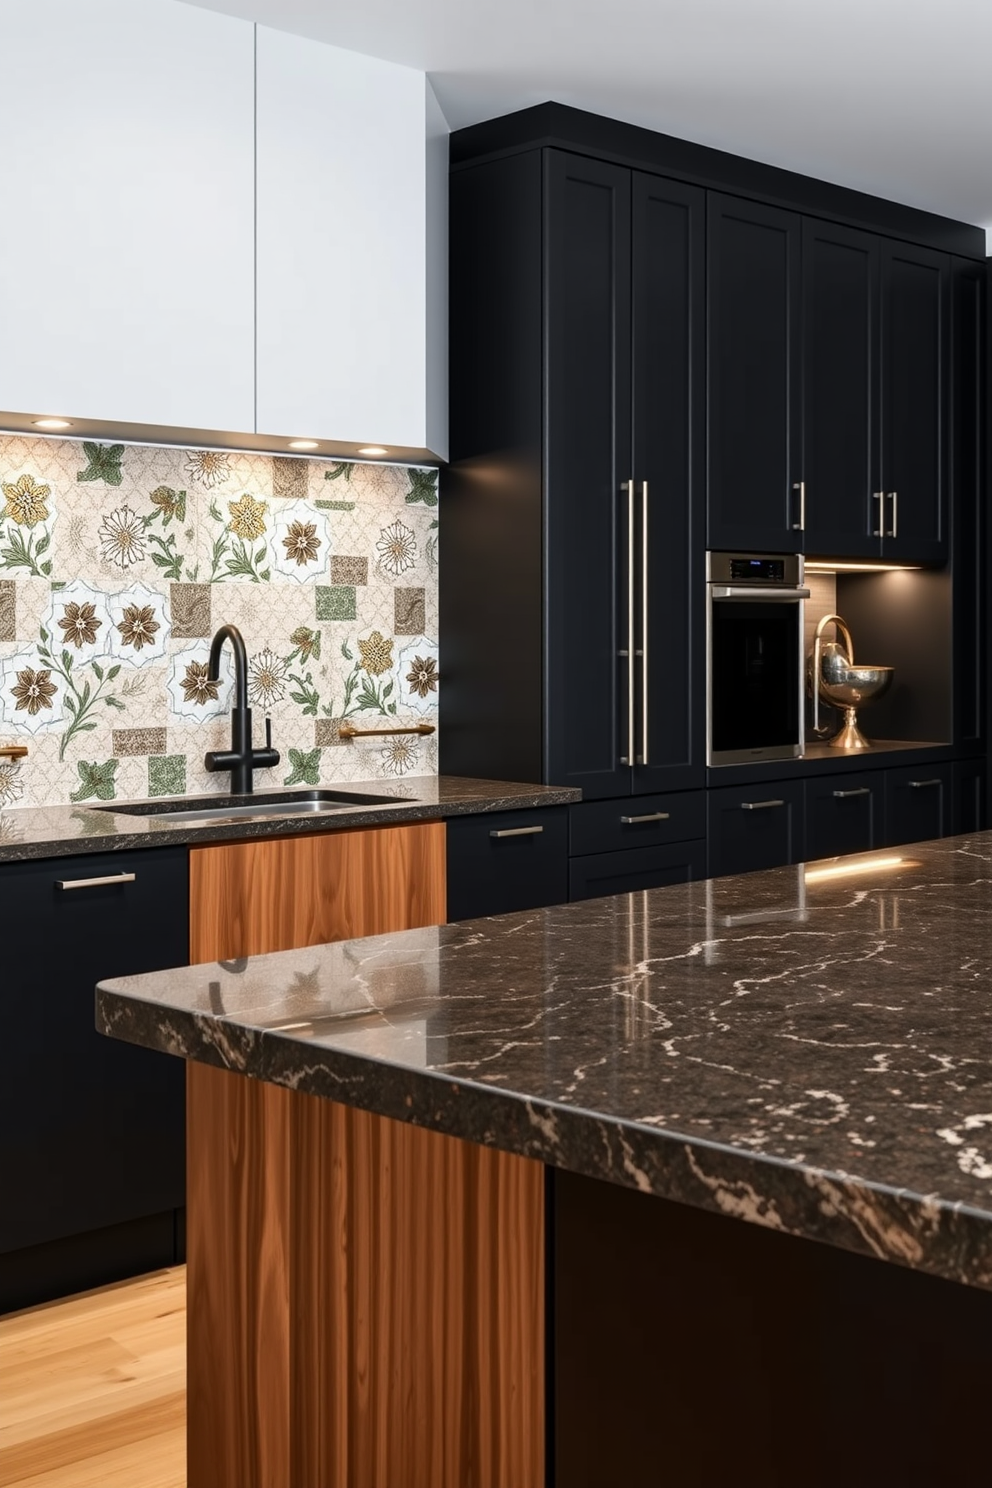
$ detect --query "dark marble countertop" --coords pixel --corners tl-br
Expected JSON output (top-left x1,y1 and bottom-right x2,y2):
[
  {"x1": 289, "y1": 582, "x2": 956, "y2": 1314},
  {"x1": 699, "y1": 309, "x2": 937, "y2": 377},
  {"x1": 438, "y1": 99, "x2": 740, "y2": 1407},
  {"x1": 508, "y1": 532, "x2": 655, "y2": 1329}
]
[
  {"x1": 98, "y1": 831, "x2": 992, "y2": 1291},
  {"x1": 0, "y1": 775, "x2": 580, "y2": 863}
]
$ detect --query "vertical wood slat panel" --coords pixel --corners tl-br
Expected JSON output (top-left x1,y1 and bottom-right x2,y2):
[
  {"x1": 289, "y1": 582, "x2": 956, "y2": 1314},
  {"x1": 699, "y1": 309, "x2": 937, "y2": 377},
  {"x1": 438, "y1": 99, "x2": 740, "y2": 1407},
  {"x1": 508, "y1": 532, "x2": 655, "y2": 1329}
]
[{"x1": 186, "y1": 822, "x2": 545, "y2": 1487}]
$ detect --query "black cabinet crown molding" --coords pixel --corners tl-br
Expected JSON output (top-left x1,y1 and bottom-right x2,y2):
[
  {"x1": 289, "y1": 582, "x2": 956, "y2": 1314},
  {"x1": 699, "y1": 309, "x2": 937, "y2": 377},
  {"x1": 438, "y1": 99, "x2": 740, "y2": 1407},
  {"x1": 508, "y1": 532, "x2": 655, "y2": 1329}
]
[{"x1": 450, "y1": 102, "x2": 986, "y2": 261}]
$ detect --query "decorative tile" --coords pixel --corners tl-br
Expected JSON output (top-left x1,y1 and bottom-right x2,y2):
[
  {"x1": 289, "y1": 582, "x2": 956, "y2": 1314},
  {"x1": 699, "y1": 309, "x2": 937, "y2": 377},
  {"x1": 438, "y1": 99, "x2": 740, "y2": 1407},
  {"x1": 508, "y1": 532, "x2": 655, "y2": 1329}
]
[
  {"x1": 171, "y1": 582, "x2": 212, "y2": 639},
  {"x1": 331, "y1": 556, "x2": 368, "y2": 587},
  {"x1": 394, "y1": 588, "x2": 426, "y2": 636},
  {"x1": 113, "y1": 727, "x2": 168, "y2": 757},
  {"x1": 148, "y1": 754, "x2": 187, "y2": 797},
  {"x1": 316, "y1": 586, "x2": 356, "y2": 622},
  {"x1": 0, "y1": 581, "x2": 16, "y2": 642},
  {"x1": 0, "y1": 433, "x2": 438, "y2": 804}
]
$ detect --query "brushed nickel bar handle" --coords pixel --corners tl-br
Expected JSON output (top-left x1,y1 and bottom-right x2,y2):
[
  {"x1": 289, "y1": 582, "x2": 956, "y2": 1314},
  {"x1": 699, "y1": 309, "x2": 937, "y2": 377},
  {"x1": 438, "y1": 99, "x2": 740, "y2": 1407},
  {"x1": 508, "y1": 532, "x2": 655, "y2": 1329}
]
[
  {"x1": 338, "y1": 723, "x2": 436, "y2": 739},
  {"x1": 56, "y1": 872, "x2": 136, "y2": 890},
  {"x1": 872, "y1": 491, "x2": 885, "y2": 538},
  {"x1": 0, "y1": 743, "x2": 27, "y2": 760},
  {"x1": 792, "y1": 480, "x2": 806, "y2": 531},
  {"x1": 888, "y1": 491, "x2": 898, "y2": 539},
  {"x1": 832, "y1": 788, "x2": 871, "y2": 798},
  {"x1": 640, "y1": 479, "x2": 649, "y2": 766},
  {"x1": 710, "y1": 586, "x2": 811, "y2": 601},
  {"x1": 908, "y1": 778, "x2": 941, "y2": 789},
  {"x1": 620, "y1": 480, "x2": 636, "y2": 766},
  {"x1": 620, "y1": 811, "x2": 670, "y2": 824},
  {"x1": 740, "y1": 799, "x2": 785, "y2": 811},
  {"x1": 490, "y1": 825, "x2": 544, "y2": 838}
]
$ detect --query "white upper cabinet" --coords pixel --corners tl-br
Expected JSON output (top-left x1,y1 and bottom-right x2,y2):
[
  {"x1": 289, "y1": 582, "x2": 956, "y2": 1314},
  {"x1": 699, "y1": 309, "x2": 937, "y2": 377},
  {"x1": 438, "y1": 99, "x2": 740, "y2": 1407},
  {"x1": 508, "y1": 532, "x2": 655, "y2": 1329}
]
[
  {"x1": 0, "y1": 0, "x2": 255, "y2": 432},
  {"x1": 256, "y1": 28, "x2": 447, "y2": 459}
]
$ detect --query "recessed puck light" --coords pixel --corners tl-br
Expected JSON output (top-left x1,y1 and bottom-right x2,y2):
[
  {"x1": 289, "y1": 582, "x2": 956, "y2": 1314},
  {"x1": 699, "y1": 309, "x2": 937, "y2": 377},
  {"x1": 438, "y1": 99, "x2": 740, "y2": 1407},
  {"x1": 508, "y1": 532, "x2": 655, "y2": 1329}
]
[
  {"x1": 287, "y1": 439, "x2": 319, "y2": 451},
  {"x1": 357, "y1": 446, "x2": 388, "y2": 457},
  {"x1": 32, "y1": 418, "x2": 73, "y2": 430}
]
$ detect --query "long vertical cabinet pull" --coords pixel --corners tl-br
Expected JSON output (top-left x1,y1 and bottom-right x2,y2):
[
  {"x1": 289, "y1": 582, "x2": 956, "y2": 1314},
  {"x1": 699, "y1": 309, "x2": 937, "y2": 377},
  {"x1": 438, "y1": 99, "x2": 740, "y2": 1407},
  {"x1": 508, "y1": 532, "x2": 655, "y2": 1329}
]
[
  {"x1": 620, "y1": 480, "x2": 636, "y2": 765},
  {"x1": 640, "y1": 479, "x2": 649, "y2": 765}
]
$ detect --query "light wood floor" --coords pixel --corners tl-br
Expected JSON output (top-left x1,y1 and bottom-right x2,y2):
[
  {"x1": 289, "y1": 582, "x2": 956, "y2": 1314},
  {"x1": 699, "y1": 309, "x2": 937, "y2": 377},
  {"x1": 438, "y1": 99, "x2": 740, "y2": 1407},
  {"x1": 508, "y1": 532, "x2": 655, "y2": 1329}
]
[{"x1": 0, "y1": 1268, "x2": 186, "y2": 1488}]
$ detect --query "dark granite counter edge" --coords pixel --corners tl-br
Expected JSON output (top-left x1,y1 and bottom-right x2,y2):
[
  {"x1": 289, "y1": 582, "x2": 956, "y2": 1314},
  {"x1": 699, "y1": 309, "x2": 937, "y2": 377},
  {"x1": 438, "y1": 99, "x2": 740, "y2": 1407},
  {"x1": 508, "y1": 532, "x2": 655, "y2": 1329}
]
[
  {"x1": 0, "y1": 781, "x2": 581, "y2": 864},
  {"x1": 95, "y1": 988, "x2": 992, "y2": 1294}
]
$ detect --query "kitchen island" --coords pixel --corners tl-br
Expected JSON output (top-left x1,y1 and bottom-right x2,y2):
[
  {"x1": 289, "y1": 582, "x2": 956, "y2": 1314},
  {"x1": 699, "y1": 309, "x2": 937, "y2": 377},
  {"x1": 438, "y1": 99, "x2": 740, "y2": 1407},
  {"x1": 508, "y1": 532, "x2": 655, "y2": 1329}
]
[{"x1": 97, "y1": 835, "x2": 992, "y2": 1486}]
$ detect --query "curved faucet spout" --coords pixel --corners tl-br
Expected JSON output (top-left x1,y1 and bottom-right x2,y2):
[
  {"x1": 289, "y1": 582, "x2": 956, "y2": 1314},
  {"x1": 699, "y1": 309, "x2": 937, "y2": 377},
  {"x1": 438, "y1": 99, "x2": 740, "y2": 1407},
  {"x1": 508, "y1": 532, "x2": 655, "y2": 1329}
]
[
  {"x1": 811, "y1": 613, "x2": 854, "y2": 737},
  {"x1": 208, "y1": 623, "x2": 248, "y2": 711}
]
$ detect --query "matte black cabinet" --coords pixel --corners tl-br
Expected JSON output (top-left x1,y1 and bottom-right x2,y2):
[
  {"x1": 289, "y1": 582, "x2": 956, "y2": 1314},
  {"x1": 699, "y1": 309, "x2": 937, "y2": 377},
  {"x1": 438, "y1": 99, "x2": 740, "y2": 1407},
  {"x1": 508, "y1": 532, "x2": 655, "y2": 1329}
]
[
  {"x1": 804, "y1": 771, "x2": 884, "y2": 861},
  {"x1": 0, "y1": 847, "x2": 188, "y2": 1309},
  {"x1": 446, "y1": 147, "x2": 705, "y2": 802},
  {"x1": 884, "y1": 764, "x2": 952, "y2": 846},
  {"x1": 707, "y1": 781, "x2": 805, "y2": 879},
  {"x1": 446, "y1": 809, "x2": 568, "y2": 921},
  {"x1": 569, "y1": 840, "x2": 706, "y2": 903}
]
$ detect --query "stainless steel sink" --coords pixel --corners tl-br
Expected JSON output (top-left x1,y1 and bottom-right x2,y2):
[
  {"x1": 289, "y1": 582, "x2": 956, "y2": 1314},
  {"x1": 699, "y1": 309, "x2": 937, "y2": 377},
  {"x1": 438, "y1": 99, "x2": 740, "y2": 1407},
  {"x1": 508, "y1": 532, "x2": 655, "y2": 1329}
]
[{"x1": 93, "y1": 788, "x2": 407, "y2": 825}]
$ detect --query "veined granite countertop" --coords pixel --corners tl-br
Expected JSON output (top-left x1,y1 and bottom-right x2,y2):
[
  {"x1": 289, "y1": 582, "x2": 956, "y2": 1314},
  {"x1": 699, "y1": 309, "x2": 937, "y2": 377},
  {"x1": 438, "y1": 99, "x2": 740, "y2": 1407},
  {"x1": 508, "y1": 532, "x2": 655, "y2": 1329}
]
[
  {"x1": 0, "y1": 775, "x2": 579, "y2": 863},
  {"x1": 98, "y1": 832, "x2": 992, "y2": 1290}
]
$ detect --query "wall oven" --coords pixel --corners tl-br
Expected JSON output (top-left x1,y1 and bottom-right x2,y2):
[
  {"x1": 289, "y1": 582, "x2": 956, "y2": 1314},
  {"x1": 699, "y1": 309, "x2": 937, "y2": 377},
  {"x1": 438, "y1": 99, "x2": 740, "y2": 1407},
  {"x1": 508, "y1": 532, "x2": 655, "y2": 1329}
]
[{"x1": 706, "y1": 552, "x2": 809, "y2": 766}]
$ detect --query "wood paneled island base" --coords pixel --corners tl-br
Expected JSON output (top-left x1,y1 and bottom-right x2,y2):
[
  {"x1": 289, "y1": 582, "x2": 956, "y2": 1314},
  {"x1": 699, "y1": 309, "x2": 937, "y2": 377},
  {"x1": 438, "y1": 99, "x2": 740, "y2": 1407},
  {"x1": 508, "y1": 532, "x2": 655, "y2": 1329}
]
[{"x1": 186, "y1": 1062, "x2": 545, "y2": 1488}]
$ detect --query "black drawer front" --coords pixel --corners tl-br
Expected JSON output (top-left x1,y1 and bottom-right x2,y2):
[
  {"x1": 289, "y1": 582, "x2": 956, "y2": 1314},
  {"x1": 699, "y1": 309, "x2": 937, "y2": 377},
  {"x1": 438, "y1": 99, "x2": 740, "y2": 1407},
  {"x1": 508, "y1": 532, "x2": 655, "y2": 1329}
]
[
  {"x1": 884, "y1": 764, "x2": 952, "y2": 847},
  {"x1": 707, "y1": 780, "x2": 804, "y2": 879},
  {"x1": 952, "y1": 760, "x2": 986, "y2": 836},
  {"x1": 446, "y1": 809, "x2": 568, "y2": 921},
  {"x1": 569, "y1": 841, "x2": 707, "y2": 903},
  {"x1": 804, "y1": 771, "x2": 883, "y2": 861},
  {"x1": 569, "y1": 791, "x2": 706, "y2": 857}
]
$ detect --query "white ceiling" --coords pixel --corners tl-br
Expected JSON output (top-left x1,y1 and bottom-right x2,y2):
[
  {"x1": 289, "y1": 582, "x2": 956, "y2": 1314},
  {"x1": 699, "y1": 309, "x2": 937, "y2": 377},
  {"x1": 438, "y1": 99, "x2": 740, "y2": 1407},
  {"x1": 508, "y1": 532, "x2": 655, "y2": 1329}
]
[{"x1": 183, "y1": 0, "x2": 992, "y2": 237}]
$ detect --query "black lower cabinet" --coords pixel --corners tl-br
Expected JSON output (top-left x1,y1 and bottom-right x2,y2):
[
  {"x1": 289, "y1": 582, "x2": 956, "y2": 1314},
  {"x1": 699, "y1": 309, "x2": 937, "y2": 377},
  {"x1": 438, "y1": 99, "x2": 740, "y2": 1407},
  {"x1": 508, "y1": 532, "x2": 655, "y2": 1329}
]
[
  {"x1": 569, "y1": 840, "x2": 706, "y2": 902},
  {"x1": 884, "y1": 764, "x2": 952, "y2": 847},
  {"x1": 952, "y1": 758, "x2": 987, "y2": 834},
  {"x1": 707, "y1": 781, "x2": 804, "y2": 878},
  {"x1": 804, "y1": 771, "x2": 884, "y2": 861},
  {"x1": 446, "y1": 809, "x2": 568, "y2": 921},
  {"x1": 0, "y1": 847, "x2": 189, "y2": 1313}
]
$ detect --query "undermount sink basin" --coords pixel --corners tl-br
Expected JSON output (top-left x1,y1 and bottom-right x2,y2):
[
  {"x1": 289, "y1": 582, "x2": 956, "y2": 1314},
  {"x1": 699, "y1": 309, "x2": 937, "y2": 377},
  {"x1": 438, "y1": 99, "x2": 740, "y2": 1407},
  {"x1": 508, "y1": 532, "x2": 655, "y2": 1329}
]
[{"x1": 93, "y1": 789, "x2": 407, "y2": 824}]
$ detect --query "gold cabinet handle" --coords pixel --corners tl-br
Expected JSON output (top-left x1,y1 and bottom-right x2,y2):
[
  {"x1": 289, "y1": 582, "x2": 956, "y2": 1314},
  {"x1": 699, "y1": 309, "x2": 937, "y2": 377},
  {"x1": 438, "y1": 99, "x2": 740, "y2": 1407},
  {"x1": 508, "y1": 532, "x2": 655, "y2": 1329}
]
[
  {"x1": 490, "y1": 825, "x2": 544, "y2": 838},
  {"x1": 338, "y1": 723, "x2": 435, "y2": 739},
  {"x1": 620, "y1": 812, "x2": 670, "y2": 824},
  {"x1": 56, "y1": 872, "x2": 136, "y2": 891}
]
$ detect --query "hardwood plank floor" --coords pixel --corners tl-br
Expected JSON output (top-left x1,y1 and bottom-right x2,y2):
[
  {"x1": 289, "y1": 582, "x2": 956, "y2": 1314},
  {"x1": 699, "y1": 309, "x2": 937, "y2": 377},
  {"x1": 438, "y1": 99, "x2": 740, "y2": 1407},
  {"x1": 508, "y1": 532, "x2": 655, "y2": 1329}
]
[{"x1": 0, "y1": 1268, "x2": 186, "y2": 1488}]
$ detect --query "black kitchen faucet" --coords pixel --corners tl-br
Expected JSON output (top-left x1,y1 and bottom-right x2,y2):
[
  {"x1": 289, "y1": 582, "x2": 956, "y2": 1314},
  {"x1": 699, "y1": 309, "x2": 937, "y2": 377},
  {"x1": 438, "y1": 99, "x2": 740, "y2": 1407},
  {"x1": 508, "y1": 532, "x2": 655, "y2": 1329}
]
[{"x1": 203, "y1": 624, "x2": 280, "y2": 793}]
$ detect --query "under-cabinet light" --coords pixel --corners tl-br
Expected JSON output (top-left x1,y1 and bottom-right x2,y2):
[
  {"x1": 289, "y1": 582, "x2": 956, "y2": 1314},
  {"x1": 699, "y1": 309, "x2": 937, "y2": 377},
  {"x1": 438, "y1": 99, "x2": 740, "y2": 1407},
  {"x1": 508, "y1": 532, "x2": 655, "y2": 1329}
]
[
  {"x1": 32, "y1": 417, "x2": 73, "y2": 430},
  {"x1": 287, "y1": 439, "x2": 319, "y2": 450},
  {"x1": 805, "y1": 561, "x2": 922, "y2": 574},
  {"x1": 804, "y1": 855, "x2": 906, "y2": 884},
  {"x1": 357, "y1": 446, "x2": 389, "y2": 457}
]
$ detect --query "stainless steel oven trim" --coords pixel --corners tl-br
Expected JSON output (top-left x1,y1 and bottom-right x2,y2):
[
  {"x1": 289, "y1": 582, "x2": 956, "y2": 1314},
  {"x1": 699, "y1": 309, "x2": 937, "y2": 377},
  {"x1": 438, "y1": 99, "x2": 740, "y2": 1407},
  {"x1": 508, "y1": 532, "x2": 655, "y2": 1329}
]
[{"x1": 706, "y1": 552, "x2": 807, "y2": 768}]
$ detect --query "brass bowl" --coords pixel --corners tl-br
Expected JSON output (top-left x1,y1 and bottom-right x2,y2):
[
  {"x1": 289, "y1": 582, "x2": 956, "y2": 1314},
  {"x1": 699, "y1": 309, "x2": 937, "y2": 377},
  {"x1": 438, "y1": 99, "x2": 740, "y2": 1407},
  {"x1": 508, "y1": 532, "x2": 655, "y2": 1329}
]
[{"x1": 818, "y1": 645, "x2": 894, "y2": 709}]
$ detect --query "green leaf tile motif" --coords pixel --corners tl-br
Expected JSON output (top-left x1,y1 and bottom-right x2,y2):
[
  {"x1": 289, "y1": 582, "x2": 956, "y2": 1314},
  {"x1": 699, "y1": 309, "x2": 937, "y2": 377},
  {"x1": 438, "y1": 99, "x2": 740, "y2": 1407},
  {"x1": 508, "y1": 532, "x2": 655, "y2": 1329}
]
[
  {"x1": 149, "y1": 754, "x2": 187, "y2": 798},
  {"x1": 76, "y1": 442, "x2": 125, "y2": 486},
  {"x1": 405, "y1": 468, "x2": 438, "y2": 507},
  {"x1": 70, "y1": 757, "x2": 119, "y2": 802},
  {"x1": 315, "y1": 586, "x2": 356, "y2": 622},
  {"x1": 284, "y1": 746, "x2": 322, "y2": 787}
]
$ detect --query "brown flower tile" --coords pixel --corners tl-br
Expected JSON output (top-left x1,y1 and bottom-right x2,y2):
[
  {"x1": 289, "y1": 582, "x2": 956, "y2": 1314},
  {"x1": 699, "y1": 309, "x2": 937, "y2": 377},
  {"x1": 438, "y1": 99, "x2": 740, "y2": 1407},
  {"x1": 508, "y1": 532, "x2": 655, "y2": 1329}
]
[
  {"x1": 315, "y1": 718, "x2": 349, "y2": 748},
  {"x1": 0, "y1": 581, "x2": 15, "y2": 642},
  {"x1": 113, "y1": 727, "x2": 169, "y2": 757},
  {"x1": 171, "y1": 582, "x2": 211, "y2": 638},
  {"x1": 273, "y1": 457, "x2": 310, "y2": 501},
  {"x1": 394, "y1": 588, "x2": 426, "y2": 636},
  {"x1": 331, "y1": 556, "x2": 368, "y2": 587}
]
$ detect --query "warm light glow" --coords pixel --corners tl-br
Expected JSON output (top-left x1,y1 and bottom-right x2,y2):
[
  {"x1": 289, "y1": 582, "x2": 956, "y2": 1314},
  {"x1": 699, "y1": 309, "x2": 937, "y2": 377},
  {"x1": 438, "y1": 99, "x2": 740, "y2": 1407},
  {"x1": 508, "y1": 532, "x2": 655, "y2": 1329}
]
[
  {"x1": 805, "y1": 561, "x2": 922, "y2": 574},
  {"x1": 804, "y1": 855, "x2": 905, "y2": 884},
  {"x1": 287, "y1": 439, "x2": 319, "y2": 450},
  {"x1": 357, "y1": 446, "x2": 389, "y2": 457},
  {"x1": 32, "y1": 417, "x2": 73, "y2": 430}
]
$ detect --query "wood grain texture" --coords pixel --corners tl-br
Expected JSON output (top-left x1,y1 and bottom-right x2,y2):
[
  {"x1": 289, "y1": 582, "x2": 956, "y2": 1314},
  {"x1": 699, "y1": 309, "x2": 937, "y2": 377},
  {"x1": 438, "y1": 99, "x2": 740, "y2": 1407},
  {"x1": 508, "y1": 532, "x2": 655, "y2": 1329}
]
[
  {"x1": 186, "y1": 822, "x2": 544, "y2": 1488},
  {"x1": 0, "y1": 1268, "x2": 185, "y2": 1488},
  {"x1": 188, "y1": 821, "x2": 447, "y2": 963},
  {"x1": 188, "y1": 1064, "x2": 544, "y2": 1488}
]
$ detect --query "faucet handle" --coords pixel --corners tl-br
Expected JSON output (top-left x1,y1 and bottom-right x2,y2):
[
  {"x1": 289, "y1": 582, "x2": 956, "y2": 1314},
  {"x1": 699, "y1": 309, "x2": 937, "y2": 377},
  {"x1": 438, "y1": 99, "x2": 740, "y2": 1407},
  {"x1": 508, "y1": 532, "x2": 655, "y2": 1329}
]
[{"x1": 265, "y1": 715, "x2": 272, "y2": 750}]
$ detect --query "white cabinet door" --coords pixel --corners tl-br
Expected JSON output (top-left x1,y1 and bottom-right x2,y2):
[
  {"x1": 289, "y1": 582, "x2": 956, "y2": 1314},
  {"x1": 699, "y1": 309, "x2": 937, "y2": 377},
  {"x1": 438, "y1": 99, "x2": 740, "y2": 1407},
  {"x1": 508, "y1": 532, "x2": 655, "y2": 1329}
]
[
  {"x1": 256, "y1": 28, "x2": 445, "y2": 457},
  {"x1": 0, "y1": 0, "x2": 255, "y2": 433}
]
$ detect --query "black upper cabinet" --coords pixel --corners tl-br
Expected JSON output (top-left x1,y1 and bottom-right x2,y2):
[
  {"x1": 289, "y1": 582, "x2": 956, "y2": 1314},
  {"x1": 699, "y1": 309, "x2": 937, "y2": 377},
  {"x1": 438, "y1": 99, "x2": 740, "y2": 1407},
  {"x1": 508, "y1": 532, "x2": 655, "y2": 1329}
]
[
  {"x1": 801, "y1": 220, "x2": 879, "y2": 558},
  {"x1": 707, "y1": 194, "x2": 802, "y2": 553},
  {"x1": 878, "y1": 242, "x2": 950, "y2": 563},
  {"x1": 545, "y1": 153, "x2": 632, "y2": 799}
]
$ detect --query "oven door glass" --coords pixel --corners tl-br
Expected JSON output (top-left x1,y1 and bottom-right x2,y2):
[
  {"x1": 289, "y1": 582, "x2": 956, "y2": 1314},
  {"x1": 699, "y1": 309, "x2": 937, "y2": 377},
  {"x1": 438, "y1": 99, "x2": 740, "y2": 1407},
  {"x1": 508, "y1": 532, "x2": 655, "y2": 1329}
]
[{"x1": 710, "y1": 600, "x2": 800, "y2": 755}]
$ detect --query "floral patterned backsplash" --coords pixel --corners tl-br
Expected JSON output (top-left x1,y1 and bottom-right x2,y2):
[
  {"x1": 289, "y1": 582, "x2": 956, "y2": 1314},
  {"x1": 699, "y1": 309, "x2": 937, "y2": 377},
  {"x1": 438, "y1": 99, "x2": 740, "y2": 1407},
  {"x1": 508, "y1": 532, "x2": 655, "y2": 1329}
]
[{"x1": 0, "y1": 435, "x2": 439, "y2": 809}]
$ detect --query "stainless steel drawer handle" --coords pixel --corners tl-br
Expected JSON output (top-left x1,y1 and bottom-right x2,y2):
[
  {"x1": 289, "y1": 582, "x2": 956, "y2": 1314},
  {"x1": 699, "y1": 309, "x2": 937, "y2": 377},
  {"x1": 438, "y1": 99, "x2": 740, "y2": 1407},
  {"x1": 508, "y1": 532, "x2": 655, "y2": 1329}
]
[
  {"x1": 908, "y1": 779, "x2": 941, "y2": 789},
  {"x1": 490, "y1": 826, "x2": 544, "y2": 839},
  {"x1": 740, "y1": 800, "x2": 785, "y2": 811},
  {"x1": 56, "y1": 872, "x2": 136, "y2": 890},
  {"x1": 832, "y1": 788, "x2": 871, "y2": 799},
  {"x1": 620, "y1": 812, "x2": 670, "y2": 824}
]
